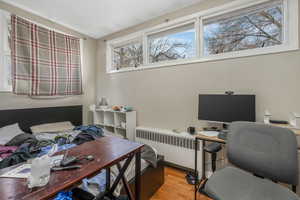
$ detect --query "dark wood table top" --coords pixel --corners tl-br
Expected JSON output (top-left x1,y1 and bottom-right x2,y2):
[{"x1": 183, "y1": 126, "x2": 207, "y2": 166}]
[{"x1": 0, "y1": 136, "x2": 144, "y2": 200}]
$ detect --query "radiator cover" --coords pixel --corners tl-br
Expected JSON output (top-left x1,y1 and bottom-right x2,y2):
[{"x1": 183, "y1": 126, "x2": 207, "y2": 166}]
[{"x1": 136, "y1": 127, "x2": 203, "y2": 173}]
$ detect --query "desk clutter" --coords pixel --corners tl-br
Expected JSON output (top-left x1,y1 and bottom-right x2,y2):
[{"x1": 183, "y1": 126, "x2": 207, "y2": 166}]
[
  {"x1": 0, "y1": 144, "x2": 95, "y2": 188},
  {"x1": 95, "y1": 97, "x2": 134, "y2": 113},
  {"x1": 264, "y1": 110, "x2": 300, "y2": 129},
  {"x1": 193, "y1": 121, "x2": 300, "y2": 141}
]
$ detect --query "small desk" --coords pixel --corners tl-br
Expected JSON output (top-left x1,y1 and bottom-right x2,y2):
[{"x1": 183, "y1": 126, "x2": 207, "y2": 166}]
[
  {"x1": 272, "y1": 124, "x2": 300, "y2": 136},
  {"x1": 194, "y1": 124, "x2": 300, "y2": 200},
  {"x1": 194, "y1": 133, "x2": 225, "y2": 200},
  {"x1": 0, "y1": 137, "x2": 144, "y2": 200}
]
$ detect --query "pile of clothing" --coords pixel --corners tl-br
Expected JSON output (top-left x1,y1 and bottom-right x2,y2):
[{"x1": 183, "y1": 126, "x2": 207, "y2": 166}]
[
  {"x1": 0, "y1": 125, "x2": 104, "y2": 169},
  {"x1": 0, "y1": 146, "x2": 18, "y2": 161},
  {"x1": 55, "y1": 189, "x2": 129, "y2": 200}
]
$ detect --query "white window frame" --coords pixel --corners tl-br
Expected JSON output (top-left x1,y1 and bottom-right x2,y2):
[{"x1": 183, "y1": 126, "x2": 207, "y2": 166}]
[
  {"x1": 146, "y1": 20, "x2": 197, "y2": 65},
  {"x1": 0, "y1": 10, "x2": 12, "y2": 92},
  {"x1": 106, "y1": 0, "x2": 299, "y2": 73},
  {"x1": 107, "y1": 34, "x2": 144, "y2": 72},
  {"x1": 109, "y1": 37, "x2": 143, "y2": 71}
]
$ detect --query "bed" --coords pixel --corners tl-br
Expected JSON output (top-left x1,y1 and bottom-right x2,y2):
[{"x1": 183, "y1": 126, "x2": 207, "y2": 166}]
[{"x1": 0, "y1": 105, "x2": 164, "y2": 200}]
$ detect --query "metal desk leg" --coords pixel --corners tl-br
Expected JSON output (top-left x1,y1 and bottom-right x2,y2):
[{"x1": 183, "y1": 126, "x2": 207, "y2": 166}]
[
  {"x1": 106, "y1": 167, "x2": 111, "y2": 192},
  {"x1": 195, "y1": 139, "x2": 207, "y2": 200},
  {"x1": 135, "y1": 149, "x2": 141, "y2": 200},
  {"x1": 194, "y1": 138, "x2": 198, "y2": 200},
  {"x1": 202, "y1": 140, "x2": 206, "y2": 180}
]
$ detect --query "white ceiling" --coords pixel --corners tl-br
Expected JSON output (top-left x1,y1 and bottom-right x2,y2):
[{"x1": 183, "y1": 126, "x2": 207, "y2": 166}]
[{"x1": 2, "y1": 0, "x2": 203, "y2": 39}]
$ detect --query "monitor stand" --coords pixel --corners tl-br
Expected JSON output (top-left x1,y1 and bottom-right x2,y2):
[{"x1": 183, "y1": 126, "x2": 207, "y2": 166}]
[{"x1": 222, "y1": 123, "x2": 229, "y2": 130}]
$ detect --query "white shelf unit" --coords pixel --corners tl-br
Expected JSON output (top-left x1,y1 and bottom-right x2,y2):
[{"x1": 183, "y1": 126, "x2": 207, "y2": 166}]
[{"x1": 90, "y1": 106, "x2": 136, "y2": 141}]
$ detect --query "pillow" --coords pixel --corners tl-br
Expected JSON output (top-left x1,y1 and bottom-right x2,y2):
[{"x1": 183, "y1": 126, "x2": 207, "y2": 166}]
[
  {"x1": 0, "y1": 123, "x2": 24, "y2": 145},
  {"x1": 31, "y1": 121, "x2": 74, "y2": 134}
]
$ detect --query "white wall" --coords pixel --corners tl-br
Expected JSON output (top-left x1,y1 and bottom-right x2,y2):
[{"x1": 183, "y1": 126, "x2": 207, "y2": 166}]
[
  {"x1": 96, "y1": 0, "x2": 300, "y2": 130},
  {"x1": 0, "y1": 2, "x2": 97, "y2": 124}
]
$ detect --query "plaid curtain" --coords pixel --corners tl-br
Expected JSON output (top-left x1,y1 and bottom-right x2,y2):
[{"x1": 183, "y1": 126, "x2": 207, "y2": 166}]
[{"x1": 10, "y1": 15, "x2": 82, "y2": 96}]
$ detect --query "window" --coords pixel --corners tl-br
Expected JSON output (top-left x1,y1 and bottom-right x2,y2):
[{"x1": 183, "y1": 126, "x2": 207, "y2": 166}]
[
  {"x1": 203, "y1": 1, "x2": 283, "y2": 55},
  {"x1": 106, "y1": 0, "x2": 298, "y2": 73},
  {"x1": 112, "y1": 40, "x2": 143, "y2": 70},
  {"x1": 0, "y1": 10, "x2": 12, "y2": 91},
  {"x1": 148, "y1": 23, "x2": 196, "y2": 63}
]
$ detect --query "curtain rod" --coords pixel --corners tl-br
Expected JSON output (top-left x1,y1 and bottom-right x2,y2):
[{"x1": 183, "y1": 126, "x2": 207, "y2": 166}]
[{"x1": 2, "y1": 9, "x2": 87, "y2": 40}]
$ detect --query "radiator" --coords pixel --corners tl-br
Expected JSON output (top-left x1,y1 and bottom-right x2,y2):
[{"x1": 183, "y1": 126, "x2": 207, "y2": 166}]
[{"x1": 135, "y1": 127, "x2": 203, "y2": 174}]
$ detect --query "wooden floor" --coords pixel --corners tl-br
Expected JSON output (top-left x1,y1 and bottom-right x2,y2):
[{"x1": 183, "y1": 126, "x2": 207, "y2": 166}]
[{"x1": 150, "y1": 167, "x2": 212, "y2": 200}]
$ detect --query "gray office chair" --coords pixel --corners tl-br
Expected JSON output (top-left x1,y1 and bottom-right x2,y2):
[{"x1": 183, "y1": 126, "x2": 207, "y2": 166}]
[{"x1": 203, "y1": 121, "x2": 299, "y2": 200}]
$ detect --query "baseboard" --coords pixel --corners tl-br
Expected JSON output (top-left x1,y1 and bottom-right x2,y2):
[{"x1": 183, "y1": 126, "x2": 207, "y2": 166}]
[
  {"x1": 163, "y1": 161, "x2": 215, "y2": 178},
  {"x1": 163, "y1": 161, "x2": 195, "y2": 173}
]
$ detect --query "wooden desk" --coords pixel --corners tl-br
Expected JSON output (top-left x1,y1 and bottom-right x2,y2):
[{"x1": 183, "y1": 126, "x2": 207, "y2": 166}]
[
  {"x1": 271, "y1": 124, "x2": 300, "y2": 136},
  {"x1": 195, "y1": 134, "x2": 225, "y2": 144},
  {"x1": 0, "y1": 137, "x2": 144, "y2": 200}
]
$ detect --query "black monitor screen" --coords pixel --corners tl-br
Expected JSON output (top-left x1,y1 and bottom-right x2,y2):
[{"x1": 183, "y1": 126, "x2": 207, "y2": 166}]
[{"x1": 198, "y1": 94, "x2": 255, "y2": 123}]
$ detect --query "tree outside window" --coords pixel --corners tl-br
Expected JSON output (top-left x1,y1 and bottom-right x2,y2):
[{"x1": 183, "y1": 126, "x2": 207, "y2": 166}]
[
  {"x1": 149, "y1": 24, "x2": 196, "y2": 63},
  {"x1": 113, "y1": 42, "x2": 143, "y2": 70},
  {"x1": 204, "y1": 2, "x2": 283, "y2": 55}
]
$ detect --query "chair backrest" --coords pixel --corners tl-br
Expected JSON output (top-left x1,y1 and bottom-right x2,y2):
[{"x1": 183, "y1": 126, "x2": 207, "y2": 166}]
[{"x1": 227, "y1": 121, "x2": 299, "y2": 185}]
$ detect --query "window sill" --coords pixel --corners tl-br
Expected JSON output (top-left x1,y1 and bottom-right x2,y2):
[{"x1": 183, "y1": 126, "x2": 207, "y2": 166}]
[
  {"x1": 0, "y1": 91, "x2": 12, "y2": 94},
  {"x1": 107, "y1": 44, "x2": 299, "y2": 74}
]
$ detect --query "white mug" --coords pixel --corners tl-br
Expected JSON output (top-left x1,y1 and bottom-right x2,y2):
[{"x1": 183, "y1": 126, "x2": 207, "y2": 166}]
[{"x1": 290, "y1": 113, "x2": 300, "y2": 128}]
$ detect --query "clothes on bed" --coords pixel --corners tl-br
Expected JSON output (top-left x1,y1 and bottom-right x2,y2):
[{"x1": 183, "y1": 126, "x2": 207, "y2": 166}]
[
  {"x1": 0, "y1": 145, "x2": 18, "y2": 160},
  {"x1": 72, "y1": 133, "x2": 99, "y2": 145},
  {"x1": 74, "y1": 125, "x2": 104, "y2": 137},
  {"x1": 0, "y1": 125, "x2": 104, "y2": 169},
  {"x1": 35, "y1": 130, "x2": 81, "y2": 142},
  {"x1": 35, "y1": 126, "x2": 103, "y2": 146},
  {"x1": 0, "y1": 123, "x2": 24, "y2": 145},
  {"x1": 0, "y1": 142, "x2": 76, "y2": 169},
  {"x1": 4, "y1": 133, "x2": 53, "y2": 154},
  {"x1": 0, "y1": 137, "x2": 50, "y2": 169},
  {"x1": 5, "y1": 133, "x2": 37, "y2": 147},
  {"x1": 0, "y1": 143, "x2": 36, "y2": 169},
  {"x1": 72, "y1": 125, "x2": 104, "y2": 145}
]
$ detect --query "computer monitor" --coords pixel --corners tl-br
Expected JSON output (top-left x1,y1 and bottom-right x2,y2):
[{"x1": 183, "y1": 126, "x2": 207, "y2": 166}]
[{"x1": 198, "y1": 94, "x2": 256, "y2": 123}]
